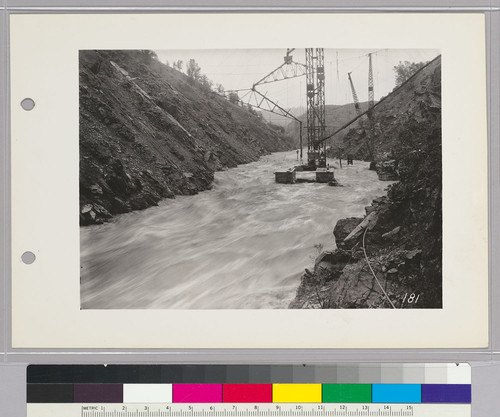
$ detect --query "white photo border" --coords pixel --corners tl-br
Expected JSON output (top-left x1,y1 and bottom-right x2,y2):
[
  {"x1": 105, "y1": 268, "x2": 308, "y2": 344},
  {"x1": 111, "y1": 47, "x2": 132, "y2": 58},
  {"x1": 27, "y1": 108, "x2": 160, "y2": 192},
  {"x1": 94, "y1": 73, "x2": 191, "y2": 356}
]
[{"x1": 10, "y1": 12, "x2": 488, "y2": 348}]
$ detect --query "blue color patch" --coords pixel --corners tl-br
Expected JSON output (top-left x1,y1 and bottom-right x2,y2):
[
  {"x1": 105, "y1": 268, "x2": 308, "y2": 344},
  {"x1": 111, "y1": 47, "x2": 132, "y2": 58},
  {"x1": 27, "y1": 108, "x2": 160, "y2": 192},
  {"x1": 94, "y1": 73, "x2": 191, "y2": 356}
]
[{"x1": 372, "y1": 384, "x2": 421, "y2": 403}]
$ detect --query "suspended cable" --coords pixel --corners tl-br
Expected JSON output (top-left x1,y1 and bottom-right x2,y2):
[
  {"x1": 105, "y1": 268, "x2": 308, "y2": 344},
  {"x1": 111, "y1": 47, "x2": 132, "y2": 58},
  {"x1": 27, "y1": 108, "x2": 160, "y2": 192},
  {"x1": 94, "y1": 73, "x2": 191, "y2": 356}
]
[
  {"x1": 336, "y1": 51, "x2": 339, "y2": 80},
  {"x1": 337, "y1": 48, "x2": 389, "y2": 63},
  {"x1": 362, "y1": 227, "x2": 397, "y2": 309}
]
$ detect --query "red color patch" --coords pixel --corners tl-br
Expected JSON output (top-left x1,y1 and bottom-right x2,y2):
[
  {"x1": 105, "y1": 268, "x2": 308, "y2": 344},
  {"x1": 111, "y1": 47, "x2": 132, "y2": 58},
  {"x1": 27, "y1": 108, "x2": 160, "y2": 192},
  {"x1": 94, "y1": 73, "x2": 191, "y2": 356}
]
[{"x1": 223, "y1": 384, "x2": 273, "y2": 403}]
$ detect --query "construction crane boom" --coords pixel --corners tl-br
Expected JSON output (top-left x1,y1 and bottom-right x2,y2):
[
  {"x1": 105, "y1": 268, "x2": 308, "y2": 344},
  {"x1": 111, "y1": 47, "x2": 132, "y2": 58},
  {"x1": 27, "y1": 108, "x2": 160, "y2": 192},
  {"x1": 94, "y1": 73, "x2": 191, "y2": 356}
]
[
  {"x1": 252, "y1": 61, "x2": 306, "y2": 87},
  {"x1": 222, "y1": 88, "x2": 303, "y2": 158},
  {"x1": 347, "y1": 72, "x2": 361, "y2": 116},
  {"x1": 253, "y1": 49, "x2": 306, "y2": 88}
]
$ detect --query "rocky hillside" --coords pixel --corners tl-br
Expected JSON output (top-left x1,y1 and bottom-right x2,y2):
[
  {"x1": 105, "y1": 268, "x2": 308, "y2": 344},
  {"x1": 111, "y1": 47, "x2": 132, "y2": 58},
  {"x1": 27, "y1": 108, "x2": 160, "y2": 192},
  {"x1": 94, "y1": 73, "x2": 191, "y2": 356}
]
[
  {"x1": 290, "y1": 56, "x2": 442, "y2": 309},
  {"x1": 80, "y1": 50, "x2": 294, "y2": 225},
  {"x1": 261, "y1": 106, "x2": 304, "y2": 127},
  {"x1": 342, "y1": 56, "x2": 441, "y2": 161}
]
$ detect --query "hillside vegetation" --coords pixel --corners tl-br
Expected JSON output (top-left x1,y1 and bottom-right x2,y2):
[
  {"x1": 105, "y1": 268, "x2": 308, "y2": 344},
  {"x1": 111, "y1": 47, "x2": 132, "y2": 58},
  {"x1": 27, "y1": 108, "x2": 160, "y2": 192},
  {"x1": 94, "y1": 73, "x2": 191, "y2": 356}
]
[{"x1": 79, "y1": 50, "x2": 293, "y2": 225}]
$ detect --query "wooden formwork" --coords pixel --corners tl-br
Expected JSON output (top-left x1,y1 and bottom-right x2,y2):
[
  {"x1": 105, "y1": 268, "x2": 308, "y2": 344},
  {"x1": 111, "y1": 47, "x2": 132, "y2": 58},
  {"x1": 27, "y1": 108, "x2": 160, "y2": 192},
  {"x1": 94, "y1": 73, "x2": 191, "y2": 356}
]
[
  {"x1": 316, "y1": 169, "x2": 334, "y2": 183},
  {"x1": 275, "y1": 170, "x2": 296, "y2": 184}
]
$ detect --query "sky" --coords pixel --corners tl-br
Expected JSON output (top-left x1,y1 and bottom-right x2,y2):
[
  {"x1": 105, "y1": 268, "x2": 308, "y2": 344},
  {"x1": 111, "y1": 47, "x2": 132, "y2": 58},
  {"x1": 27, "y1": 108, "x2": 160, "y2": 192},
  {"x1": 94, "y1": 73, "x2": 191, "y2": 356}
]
[{"x1": 155, "y1": 48, "x2": 440, "y2": 122}]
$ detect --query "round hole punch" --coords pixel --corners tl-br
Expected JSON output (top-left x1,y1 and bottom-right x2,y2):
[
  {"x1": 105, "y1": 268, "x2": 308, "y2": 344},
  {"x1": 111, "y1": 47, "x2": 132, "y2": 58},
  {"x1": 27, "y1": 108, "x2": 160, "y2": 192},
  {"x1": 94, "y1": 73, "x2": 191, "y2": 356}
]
[
  {"x1": 20, "y1": 98, "x2": 35, "y2": 111},
  {"x1": 21, "y1": 251, "x2": 36, "y2": 265}
]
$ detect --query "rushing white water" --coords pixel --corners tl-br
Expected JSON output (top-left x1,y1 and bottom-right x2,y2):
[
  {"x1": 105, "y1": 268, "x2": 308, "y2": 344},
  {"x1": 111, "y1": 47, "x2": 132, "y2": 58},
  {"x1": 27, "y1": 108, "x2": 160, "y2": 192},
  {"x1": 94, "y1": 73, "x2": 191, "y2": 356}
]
[{"x1": 80, "y1": 151, "x2": 391, "y2": 309}]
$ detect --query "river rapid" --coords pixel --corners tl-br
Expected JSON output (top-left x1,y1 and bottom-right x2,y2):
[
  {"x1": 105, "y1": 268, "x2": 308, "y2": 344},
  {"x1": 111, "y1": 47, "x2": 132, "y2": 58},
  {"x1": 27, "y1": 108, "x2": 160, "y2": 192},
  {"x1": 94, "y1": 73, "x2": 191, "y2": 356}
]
[{"x1": 80, "y1": 151, "x2": 391, "y2": 309}]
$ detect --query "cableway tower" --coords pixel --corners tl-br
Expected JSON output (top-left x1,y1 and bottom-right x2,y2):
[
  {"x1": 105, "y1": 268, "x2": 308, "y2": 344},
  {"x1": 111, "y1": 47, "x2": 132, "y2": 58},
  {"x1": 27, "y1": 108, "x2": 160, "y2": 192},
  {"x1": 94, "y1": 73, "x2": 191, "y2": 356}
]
[
  {"x1": 223, "y1": 48, "x2": 334, "y2": 182},
  {"x1": 305, "y1": 48, "x2": 327, "y2": 169}
]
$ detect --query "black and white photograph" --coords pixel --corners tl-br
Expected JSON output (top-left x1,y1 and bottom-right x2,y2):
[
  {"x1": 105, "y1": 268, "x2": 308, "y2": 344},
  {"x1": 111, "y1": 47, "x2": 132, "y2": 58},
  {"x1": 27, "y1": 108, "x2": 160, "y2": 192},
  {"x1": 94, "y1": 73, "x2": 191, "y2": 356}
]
[
  {"x1": 10, "y1": 12, "x2": 487, "y2": 348},
  {"x1": 79, "y1": 48, "x2": 441, "y2": 310}
]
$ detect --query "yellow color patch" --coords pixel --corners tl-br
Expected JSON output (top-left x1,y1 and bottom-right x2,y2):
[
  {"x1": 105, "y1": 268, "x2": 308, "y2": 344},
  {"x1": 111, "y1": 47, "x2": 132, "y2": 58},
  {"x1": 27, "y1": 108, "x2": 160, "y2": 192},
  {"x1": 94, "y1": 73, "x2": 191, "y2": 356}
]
[{"x1": 272, "y1": 384, "x2": 322, "y2": 403}]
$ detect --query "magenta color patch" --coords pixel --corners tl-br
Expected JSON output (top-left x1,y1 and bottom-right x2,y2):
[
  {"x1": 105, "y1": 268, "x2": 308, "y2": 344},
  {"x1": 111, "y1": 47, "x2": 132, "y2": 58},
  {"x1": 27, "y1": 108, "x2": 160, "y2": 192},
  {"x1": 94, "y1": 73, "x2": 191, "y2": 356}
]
[{"x1": 173, "y1": 384, "x2": 222, "y2": 403}]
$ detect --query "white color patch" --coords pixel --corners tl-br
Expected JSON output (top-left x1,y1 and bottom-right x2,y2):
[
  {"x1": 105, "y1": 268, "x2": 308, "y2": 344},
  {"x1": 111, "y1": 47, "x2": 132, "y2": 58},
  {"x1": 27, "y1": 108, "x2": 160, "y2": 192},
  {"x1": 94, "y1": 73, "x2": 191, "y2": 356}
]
[{"x1": 123, "y1": 384, "x2": 173, "y2": 403}]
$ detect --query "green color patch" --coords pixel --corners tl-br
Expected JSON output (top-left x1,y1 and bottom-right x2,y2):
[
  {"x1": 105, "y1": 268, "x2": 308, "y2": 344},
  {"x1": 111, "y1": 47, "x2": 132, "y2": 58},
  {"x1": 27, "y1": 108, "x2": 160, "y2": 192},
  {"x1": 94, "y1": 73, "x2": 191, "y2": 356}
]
[{"x1": 322, "y1": 384, "x2": 372, "y2": 403}]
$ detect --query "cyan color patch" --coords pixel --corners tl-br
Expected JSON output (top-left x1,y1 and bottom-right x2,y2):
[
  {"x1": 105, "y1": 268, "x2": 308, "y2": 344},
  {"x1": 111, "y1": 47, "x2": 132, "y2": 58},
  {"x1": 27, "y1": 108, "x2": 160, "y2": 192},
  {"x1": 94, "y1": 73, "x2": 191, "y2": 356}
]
[{"x1": 372, "y1": 384, "x2": 421, "y2": 403}]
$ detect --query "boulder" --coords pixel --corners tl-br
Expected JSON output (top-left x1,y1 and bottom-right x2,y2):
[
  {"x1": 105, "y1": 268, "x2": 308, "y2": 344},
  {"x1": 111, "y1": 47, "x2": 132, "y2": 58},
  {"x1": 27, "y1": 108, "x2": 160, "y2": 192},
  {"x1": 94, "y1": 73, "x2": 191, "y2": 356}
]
[
  {"x1": 315, "y1": 250, "x2": 352, "y2": 281},
  {"x1": 333, "y1": 217, "x2": 363, "y2": 246},
  {"x1": 315, "y1": 250, "x2": 351, "y2": 266},
  {"x1": 387, "y1": 268, "x2": 399, "y2": 280},
  {"x1": 81, "y1": 204, "x2": 93, "y2": 214},
  {"x1": 80, "y1": 203, "x2": 111, "y2": 225},
  {"x1": 106, "y1": 160, "x2": 137, "y2": 196},
  {"x1": 89, "y1": 184, "x2": 103, "y2": 195},
  {"x1": 382, "y1": 226, "x2": 401, "y2": 240},
  {"x1": 344, "y1": 211, "x2": 379, "y2": 241},
  {"x1": 405, "y1": 248, "x2": 422, "y2": 261}
]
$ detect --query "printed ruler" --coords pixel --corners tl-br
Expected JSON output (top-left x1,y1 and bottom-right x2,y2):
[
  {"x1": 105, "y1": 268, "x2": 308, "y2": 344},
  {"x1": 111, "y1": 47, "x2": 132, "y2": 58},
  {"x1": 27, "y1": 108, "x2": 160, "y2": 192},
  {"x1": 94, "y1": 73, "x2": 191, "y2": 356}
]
[{"x1": 27, "y1": 403, "x2": 470, "y2": 417}]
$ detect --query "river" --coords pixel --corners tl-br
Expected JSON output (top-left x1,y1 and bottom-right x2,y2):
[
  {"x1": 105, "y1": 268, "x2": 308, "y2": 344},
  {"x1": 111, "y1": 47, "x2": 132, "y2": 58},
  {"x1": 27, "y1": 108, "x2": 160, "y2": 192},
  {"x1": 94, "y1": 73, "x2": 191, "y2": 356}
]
[{"x1": 80, "y1": 151, "x2": 392, "y2": 309}]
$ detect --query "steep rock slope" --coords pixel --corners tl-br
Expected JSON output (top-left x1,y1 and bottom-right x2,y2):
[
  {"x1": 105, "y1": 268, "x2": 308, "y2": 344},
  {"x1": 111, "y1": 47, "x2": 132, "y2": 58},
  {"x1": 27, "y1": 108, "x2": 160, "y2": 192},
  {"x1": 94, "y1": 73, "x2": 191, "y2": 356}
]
[
  {"x1": 342, "y1": 56, "x2": 441, "y2": 161},
  {"x1": 290, "y1": 56, "x2": 442, "y2": 309},
  {"x1": 80, "y1": 50, "x2": 294, "y2": 225}
]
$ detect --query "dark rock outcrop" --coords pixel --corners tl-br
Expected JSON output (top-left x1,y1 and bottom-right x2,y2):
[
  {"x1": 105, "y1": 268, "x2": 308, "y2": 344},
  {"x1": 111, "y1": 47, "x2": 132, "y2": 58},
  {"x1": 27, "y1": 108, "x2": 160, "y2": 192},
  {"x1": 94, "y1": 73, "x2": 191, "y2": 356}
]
[
  {"x1": 333, "y1": 217, "x2": 362, "y2": 245},
  {"x1": 290, "y1": 56, "x2": 442, "y2": 309}
]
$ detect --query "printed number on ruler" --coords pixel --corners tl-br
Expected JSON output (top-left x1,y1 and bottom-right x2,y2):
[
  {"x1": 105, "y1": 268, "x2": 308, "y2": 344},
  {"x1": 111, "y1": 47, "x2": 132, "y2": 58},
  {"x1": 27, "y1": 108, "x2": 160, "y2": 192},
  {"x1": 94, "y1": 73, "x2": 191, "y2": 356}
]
[
  {"x1": 82, "y1": 404, "x2": 415, "y2": 417},
  {"x1": 69, "y1": 404, "x2": 468, "y2": 417},
  {"x1": 25, "y1": 403, "x2": 471, "y2": 417}
]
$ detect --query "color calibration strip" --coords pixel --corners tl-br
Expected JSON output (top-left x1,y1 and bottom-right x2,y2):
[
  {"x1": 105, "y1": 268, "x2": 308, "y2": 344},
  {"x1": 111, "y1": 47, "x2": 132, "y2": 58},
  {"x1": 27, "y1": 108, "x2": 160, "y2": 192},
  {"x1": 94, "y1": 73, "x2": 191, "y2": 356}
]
[
  {"x1": 27, "y1": 383, "x2": 471, "y2": 404},
  {"x1": 27, "y1": 364, "x2": 471, "y2": 405}
]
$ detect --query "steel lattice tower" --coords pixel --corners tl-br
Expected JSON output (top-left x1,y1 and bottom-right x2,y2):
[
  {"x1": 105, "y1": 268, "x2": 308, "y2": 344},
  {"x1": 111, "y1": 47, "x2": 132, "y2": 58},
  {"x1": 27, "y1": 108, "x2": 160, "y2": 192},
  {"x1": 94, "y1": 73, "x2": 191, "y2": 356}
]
[
  {"x1": 368, "y1": 53, "x2": 374, "y2": 111},
  {"x1": 305, "y1": 48, "x2": 326, "y2": 168},
  {"x1": 367, "y1": 53, "x2": 375, "y2": 160}
]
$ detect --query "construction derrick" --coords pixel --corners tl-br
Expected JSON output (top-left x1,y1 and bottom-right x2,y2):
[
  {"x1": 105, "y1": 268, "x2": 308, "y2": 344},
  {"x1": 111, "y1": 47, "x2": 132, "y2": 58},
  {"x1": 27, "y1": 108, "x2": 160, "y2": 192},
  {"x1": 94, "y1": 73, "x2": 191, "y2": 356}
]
[
  {"x1": 252, "y1": 49, "x2": 306, "y2": 88},
  {"x1": 366, "y1": 53, "x2": 376, "y2": 160},
  {"x1": 305, "y1": 48, "x2": 327, "y2": 169},
  {"x1": 368, "y1": 53, "x2": 375, "y2": 111},
  {"x1": 348, "y1": 72, "x2": 361, "y2": 116},
  {"x1": 223, "y1": 49, "x2": 308, "y2": 162},
  {"x1": 224, "y1": 88, "x2": 302, "y2": 155}
]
